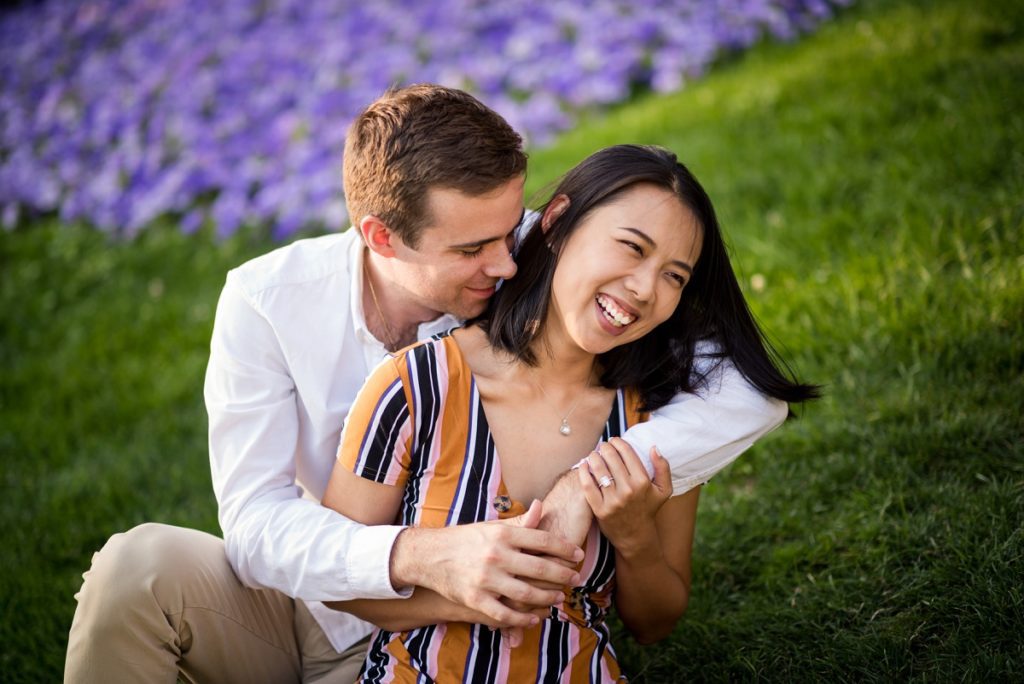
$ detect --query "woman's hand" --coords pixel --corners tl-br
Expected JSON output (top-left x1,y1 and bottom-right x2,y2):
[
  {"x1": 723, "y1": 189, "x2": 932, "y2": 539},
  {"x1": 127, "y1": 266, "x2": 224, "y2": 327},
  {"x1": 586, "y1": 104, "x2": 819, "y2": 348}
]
[
  {"x1": 580, "y1": 439, "x2": 696, "y2": 643},
  {"x1": 577, "y1": 437, "x2": 672, "y2": 554}
]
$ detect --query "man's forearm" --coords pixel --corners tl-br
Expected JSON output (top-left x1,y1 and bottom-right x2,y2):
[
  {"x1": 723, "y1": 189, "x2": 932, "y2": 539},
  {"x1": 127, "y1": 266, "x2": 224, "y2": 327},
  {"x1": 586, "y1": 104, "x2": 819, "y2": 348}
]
[{"x1": 620, "y1": 359, "x2": 788, "y2": 493}]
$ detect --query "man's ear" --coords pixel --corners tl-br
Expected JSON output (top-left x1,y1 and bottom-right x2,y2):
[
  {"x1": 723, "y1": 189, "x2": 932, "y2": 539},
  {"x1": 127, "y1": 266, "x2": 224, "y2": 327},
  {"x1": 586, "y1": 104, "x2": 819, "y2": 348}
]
[
  {"x1": 541, "y1": 194, "x2": 570, "y2": 233},
  {"x1": 358, "y1": 215, "x2": 398, "y2": 257}
]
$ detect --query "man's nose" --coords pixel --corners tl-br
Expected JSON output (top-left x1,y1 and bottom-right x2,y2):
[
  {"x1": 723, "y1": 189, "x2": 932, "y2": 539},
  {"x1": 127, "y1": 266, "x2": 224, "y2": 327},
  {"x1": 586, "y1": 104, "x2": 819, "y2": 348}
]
[{"x1": 484, "y1": 242, "x2": 517, "y2": 280}]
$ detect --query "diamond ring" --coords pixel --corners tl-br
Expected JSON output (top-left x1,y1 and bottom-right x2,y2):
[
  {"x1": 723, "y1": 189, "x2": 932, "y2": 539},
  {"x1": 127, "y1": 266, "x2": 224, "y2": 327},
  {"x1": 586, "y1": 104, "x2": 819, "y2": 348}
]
[{"x1": 598, "y1": 475, "x2": 614, "y2": 489}]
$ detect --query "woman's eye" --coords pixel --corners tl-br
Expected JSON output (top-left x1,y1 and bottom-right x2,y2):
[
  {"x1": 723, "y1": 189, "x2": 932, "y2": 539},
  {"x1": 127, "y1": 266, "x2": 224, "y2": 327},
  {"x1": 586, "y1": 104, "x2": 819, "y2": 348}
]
[
  {"x1": 667, "y1": 272, "x2": 687, "y2": 287},
  {"x1": 620, "y1": 240, "x2": 643, "y2": 255}
]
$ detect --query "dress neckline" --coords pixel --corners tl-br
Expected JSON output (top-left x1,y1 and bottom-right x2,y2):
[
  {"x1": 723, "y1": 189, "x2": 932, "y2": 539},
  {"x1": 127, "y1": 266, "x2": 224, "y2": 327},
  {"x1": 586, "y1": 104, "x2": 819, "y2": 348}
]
[{"x1": 439, "y1": 333, "x2": 623, "y2": 518}]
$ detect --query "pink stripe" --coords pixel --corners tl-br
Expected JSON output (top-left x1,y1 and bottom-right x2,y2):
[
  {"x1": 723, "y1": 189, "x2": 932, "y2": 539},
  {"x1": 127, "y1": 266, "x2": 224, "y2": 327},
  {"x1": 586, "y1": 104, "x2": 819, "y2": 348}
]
[
  {"x1": 424, "y1": 623, "x2": 447, "y2": 679},
  {"x1": 577, "y1": 523, "x2": 601, "y2": 580},
  {"x1": 600, "y1": 651, "x2": 613, "y2": 682},
  {"x1": 412, "y1": 341, "x2": 449, "y2": 526},
  {"x1": 495, "y1": 633, "x2": 512, "y2": 682},
  {"x1": 560, "y1": 627, "x2": 581, "y2": 684}
]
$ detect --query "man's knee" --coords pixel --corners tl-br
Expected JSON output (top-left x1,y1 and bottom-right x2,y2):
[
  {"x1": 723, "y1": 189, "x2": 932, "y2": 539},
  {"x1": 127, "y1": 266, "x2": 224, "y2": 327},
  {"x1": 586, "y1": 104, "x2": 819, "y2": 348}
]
[{"x1": 78, "y1": 523, "x2": 226, "y2": 620}]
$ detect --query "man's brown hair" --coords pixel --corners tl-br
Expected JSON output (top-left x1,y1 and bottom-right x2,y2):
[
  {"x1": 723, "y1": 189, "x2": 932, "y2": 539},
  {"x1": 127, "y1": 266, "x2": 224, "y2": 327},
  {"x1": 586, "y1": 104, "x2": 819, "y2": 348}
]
[{"x1": 342, "y1": 84, "x2": 527, "y2": 248}]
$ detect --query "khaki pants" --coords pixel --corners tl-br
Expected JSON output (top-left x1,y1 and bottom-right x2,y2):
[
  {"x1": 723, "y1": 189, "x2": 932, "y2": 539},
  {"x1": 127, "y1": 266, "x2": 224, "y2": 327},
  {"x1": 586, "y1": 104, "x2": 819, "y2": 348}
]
[{"x1": 64, "y1": 523, "x2": 368, "y2": 684}]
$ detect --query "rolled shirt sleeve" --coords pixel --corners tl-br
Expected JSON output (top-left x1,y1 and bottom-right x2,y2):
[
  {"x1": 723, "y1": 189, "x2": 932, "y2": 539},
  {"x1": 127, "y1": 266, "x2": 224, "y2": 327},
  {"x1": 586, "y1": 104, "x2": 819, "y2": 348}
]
[
  {"x1": 620, "y1": 348, "x2": 788, "y2": 495},
  {"x1": 205, "y1": 275, "x2": 407, "y2": 602}
]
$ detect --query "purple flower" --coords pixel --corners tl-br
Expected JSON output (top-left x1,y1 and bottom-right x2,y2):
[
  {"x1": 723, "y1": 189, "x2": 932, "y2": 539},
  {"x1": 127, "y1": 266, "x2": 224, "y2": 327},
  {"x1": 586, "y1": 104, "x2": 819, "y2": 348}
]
[{"x1": 0, "y1": 0, "x2": 850, "y2": 239}]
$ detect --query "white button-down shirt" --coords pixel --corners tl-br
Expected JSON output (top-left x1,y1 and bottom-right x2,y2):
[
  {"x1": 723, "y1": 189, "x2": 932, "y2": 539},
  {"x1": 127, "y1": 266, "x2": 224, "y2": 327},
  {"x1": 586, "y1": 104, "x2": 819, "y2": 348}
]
[{"x1": 204, "y1": 229, "x2": 786, "y2": 651}]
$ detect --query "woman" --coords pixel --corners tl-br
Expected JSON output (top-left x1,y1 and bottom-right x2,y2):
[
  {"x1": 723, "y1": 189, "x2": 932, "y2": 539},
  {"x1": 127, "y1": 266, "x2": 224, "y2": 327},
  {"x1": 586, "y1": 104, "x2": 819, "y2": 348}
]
[{"x1": 323, "y1": 145, "x2": 817, "y2": 682}]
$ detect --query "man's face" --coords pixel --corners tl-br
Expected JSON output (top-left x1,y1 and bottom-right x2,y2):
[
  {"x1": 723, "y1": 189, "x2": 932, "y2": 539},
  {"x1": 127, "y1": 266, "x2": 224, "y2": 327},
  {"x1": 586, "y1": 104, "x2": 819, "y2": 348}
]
[{"x1": 387, "y1": 176, "x2": 525, "y2": 320}]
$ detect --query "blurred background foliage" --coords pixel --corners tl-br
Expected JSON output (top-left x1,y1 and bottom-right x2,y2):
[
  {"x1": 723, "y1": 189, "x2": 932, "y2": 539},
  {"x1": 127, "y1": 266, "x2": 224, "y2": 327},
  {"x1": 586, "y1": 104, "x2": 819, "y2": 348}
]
[{"x1": 2, "y1": 0, "x2": 1023, "y2": 681}]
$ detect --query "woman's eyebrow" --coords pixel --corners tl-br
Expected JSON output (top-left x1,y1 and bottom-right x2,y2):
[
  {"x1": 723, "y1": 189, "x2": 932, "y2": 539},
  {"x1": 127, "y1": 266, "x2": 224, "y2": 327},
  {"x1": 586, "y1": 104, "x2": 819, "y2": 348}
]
[{"x1": 620, "y1": 226, "x2": 694, "y2": 274}]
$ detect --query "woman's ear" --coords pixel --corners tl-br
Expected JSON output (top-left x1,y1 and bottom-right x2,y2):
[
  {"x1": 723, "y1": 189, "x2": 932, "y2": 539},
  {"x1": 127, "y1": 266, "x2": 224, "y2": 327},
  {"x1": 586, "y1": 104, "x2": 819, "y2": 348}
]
[
  {"x1": 540, "y1": 194, "x2": 571, "y2": 233},
  {"x1": 358, "y1": 215, "x2": 398, "y2": 257}
]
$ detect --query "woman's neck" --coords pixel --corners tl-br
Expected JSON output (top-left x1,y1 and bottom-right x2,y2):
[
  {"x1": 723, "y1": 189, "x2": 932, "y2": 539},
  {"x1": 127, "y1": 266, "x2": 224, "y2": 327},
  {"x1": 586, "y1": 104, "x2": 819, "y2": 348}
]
[{"x1": 526, "y1": 316, "x2": 599, "y2": 391}]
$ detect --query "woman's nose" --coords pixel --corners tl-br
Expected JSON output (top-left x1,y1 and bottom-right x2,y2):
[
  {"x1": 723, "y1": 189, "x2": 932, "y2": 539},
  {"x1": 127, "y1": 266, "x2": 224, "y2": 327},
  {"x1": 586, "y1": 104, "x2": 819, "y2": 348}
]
[{"x1": 624, "y1": 267, "x2": 656, "y2": 302}]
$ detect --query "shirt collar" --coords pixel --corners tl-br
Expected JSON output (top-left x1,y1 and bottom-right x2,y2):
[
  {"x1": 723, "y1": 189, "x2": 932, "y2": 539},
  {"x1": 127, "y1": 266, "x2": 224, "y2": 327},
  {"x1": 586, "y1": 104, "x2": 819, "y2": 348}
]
[{"x1": 348, "y1": 233, "x2": 373, "y2": 343}]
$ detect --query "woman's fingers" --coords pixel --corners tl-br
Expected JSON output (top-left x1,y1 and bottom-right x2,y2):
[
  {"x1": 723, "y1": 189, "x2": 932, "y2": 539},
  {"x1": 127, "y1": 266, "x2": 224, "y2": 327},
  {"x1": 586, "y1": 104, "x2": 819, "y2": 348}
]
[
  {"x1": 608, "y1": 437, "x2": 651, "y2": 484},
  {"x1": 578, "y1": 461, "x2": 605, "y2": 511},
  {"x1": 499, "y1": 550, "x2": 581, "y2": 591},
  {"x1": 586, "y1": 447, "x2": 618, "y2": 496},
  {"x1": 596, "y1": 439, "x2": 633, "y2": 485},
  {"x1": 650, "y1": 446, "x2": 673, "y2": 495},
  {"x1": 489, "y1": 572, "x2": 564, "y2": 610},
  {"x1": 474, "y1": 593, "x2": 541, "y2": 629},
  {"x1": 500, "y1": 626, "x2": 525, "y2": 648}
]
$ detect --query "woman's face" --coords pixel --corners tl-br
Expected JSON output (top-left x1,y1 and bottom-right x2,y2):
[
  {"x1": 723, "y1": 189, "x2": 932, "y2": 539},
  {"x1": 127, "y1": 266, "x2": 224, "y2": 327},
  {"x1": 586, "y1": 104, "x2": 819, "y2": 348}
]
[{"x1": 547, "y1": 183, "x2": 703, "y2": 356}]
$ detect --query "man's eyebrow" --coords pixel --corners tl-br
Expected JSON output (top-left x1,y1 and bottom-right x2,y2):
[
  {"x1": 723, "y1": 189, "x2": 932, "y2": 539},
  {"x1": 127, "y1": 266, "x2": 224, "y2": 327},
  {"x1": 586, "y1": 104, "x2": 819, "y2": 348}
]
[
  {"x1": 620, "y1": 226, "x2": 694, "y2": 274},
  {"x1": 448, "y1": 207, "x2": 526, "y2": 250}
]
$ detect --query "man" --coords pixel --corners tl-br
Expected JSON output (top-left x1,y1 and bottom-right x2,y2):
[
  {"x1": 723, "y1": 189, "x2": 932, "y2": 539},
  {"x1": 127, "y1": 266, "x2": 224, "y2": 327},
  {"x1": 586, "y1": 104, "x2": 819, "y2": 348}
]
[{"x1": 65, "y1": 85, "x2": 785, "y2": 682}]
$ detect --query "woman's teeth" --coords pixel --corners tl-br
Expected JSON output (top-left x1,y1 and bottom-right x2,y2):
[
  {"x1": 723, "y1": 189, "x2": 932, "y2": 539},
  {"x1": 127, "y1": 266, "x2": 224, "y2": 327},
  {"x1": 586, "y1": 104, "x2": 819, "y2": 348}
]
[{"x1": 596, "y1": 294, "x2": 635, "y2": 327}]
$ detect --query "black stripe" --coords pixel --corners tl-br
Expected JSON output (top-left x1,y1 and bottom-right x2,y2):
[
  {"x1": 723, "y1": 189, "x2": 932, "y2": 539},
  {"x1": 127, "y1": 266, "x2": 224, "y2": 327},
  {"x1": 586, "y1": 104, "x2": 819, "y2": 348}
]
[
  {"x1": 538, "y1": 618, "x2": 570, "y2": 683},
  {"x1": 602, "y1": 389, "x2": 626, "y2": 441},
  {"x1": 461, "y1": 624, "x2": 481, "y2": 682},
  {"x1": 590, "y1": 621, "x2": 613, "y2": 682},
  {"x1": 361, "y1": 629, "x2": 394, "y2": 683},
  {"x1": 357, "y1": 384, "x2": 411, "y2": 484},
  {"x1": 455, "y1": 386, "x2": 494, "y2": 524},
  {"x1": 400, "y1": 342, "x2": 441, "y2": 523},
  {"x1": 462, "y1": 623, "x2": 501, "y2": 683},
  {"x1": 402, "y1": 625, "x2": 438, "y2": 682}
]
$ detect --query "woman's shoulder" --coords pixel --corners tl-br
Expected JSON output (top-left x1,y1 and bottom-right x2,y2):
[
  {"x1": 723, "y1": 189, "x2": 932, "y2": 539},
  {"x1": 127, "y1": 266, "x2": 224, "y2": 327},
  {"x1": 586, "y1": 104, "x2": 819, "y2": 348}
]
[
  {"x1": 374, "y1": 328, "x2": 470, "y2": 393},
  {"x1": 393, "y1": 328, "x2": 461, "y2": 365}
]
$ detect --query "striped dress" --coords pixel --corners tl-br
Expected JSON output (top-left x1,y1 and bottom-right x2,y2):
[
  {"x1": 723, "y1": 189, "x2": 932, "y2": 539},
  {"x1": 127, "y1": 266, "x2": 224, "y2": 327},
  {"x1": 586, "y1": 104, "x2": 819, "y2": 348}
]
[{"x1": 338, "y1": 332, "x2": 645, "y2": 683}]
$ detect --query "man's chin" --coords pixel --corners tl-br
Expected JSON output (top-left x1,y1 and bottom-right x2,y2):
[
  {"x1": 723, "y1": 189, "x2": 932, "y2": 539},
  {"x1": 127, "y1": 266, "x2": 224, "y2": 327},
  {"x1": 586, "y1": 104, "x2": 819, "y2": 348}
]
[{"x1": 447, "y1": 297, "x2": 490, "y2": 321}]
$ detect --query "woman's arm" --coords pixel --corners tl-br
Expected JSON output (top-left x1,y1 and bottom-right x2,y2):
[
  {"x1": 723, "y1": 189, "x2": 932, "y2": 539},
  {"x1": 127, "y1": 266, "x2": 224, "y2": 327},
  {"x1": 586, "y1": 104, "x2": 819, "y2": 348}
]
[
  {"x1": 611, "y1": 487, "x2": 698, "y2": 644},
  {"x1": 580, "y1": 438, "x2": 699, "y2": 644},
  {"x1": 326, "y1": 588, "x2": 495, "y2": 632}
]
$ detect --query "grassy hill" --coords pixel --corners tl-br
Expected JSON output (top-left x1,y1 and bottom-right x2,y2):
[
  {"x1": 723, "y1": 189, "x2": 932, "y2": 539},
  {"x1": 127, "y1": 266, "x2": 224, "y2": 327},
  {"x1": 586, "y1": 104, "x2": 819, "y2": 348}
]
[{"x1": 2, "y1": 0, "x2": 1021, "y2": 680}]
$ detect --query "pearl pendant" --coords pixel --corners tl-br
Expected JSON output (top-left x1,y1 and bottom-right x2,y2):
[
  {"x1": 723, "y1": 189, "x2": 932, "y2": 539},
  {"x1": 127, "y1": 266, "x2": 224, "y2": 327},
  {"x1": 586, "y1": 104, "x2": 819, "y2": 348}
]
[{"x1": 559, "y1": 420, "x2": 572, "y2": 436}]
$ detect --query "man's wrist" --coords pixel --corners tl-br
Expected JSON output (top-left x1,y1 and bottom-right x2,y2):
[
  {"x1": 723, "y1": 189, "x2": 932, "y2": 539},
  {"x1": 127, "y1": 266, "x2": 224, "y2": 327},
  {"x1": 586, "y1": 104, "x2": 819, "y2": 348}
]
[
  {"x1": 388, "y1": 526, "x2": 423, "y2": 593},
  {"x1": 539, "y1": 470, "x2": 592, "y2": 547}
]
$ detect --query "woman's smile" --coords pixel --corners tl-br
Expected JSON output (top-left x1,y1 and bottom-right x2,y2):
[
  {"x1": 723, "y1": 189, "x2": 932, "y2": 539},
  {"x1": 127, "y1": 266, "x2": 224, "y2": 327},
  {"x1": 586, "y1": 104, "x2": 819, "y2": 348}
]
[{"x1": 595, "y1": 293, "x2": 638, "y2": 332}]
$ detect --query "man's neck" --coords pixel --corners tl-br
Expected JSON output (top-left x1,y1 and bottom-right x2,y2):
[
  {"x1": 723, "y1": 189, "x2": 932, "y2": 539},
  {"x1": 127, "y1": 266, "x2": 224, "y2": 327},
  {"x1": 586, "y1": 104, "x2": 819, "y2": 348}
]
[{"x1": 362, "y1": 251, "x2": 438, "y2": 351}]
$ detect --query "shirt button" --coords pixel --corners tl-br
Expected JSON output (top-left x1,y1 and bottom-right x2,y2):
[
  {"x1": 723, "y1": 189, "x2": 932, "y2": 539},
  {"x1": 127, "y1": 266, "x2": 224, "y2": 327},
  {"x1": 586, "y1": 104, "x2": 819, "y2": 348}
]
[{"x1": 492, "y1": 495, "x2": 511, "y2": 513}]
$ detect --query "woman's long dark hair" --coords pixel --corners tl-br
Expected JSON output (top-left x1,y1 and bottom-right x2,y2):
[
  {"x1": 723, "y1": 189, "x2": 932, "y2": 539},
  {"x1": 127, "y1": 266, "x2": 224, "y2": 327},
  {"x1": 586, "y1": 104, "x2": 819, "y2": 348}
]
[{"x1": 477, "y1": 144, "x2": 819, "y2": 411}]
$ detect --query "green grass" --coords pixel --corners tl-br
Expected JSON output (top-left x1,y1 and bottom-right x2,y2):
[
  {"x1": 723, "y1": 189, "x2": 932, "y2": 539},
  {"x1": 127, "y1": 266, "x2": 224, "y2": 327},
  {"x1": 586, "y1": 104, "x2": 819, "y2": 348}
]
[{"x1": 2, "y1": 0, "x2": 1022, "y2": 680}]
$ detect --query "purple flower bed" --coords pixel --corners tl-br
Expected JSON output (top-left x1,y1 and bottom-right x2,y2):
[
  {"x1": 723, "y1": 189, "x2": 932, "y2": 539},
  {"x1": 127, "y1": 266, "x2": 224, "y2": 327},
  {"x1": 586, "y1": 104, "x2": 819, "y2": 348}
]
[{"x1": 0, "y1": 0, "x2": 849, "y2": 238}]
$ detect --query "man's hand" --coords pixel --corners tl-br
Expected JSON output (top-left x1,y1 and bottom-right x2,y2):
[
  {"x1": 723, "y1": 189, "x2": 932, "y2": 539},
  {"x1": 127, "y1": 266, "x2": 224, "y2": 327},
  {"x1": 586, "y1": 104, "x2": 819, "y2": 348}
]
[{"x1": 389, "y1": 500, "x2": 584, "y2": 629}]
